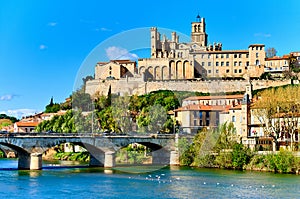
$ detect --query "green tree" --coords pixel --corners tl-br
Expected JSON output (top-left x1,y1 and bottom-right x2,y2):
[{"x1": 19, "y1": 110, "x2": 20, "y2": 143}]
[
  {"x1": 72, "y1": 89, "x2": 92, "y2": 112},
  {"x1": 111, "y1": 94, "x2": 132, "y2": 133},
  {"x1": 231, "y1": 143, "x2": 252, "y2": 170},
  {"x1": 45, "y1": 97, "x2": 61, "y2": 113}
]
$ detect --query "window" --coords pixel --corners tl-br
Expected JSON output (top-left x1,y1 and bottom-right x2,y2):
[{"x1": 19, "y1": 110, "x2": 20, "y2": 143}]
[
  {"x1": 256, "y1": 53, "x2": 259, "y2": 58},
  {"x1": 216, "y1": 69, "x2": 219, "y2": 73},
  {"x1": 246, "y1": 61, "x2": 249, "y2": 66},
  {"x1": 208, "y1": 70, "x2": 211, "y2": 73},
  {"x1": 206, "y1": 112, "x2": 210, "y2": 126},
  {"x1": 234, "y1": 61, "x2": 237, "y2": 66},
  {"x1": 216, "y1": 54, "x2": 219, "y2": 58},
  {"x1": 194, "y1": 120, "x2": 197, "y2": 126},
  {"x1": 216, "y1": 62, "x2": 219, "y2": 66},
  {"x1": 232, "y1": 116, "x2": 236, "y2": 122},
  {"x1": 239, "y1": 54, "x2": 242, "y2": 58},
  {"x1": 239, "y1": 61, "x2": 242, "y2": 66},
  {"x1": 226, "y1": 54, "x2": 229, "y2": 58},
  {"x1": 202, "y1": 62, "x2": 205, "y2": 66},
  {"x1": 221, "y1": 54, "x2": 224, "y2": 58},
  {"x1": 226, "y1": 61, "x2": 229, "y2": 66},
  {"x1": 234, "y1": 54, "x2": 237, "y2": 58},
  {"x1": 226, "y1": 69, "x2": 230, "y2": 73},
  {"x1": 246, "y1": 54, "x2": 249, "y2": 58},
  {"x1": 256, "y1": 46, "x2": 258, "y2": 50},
  {"x1": 208, "y1": 62, "x2": 211, "y2": 66},
  {"x1": 201, "y1": 54, "x2": 205, "y2": 59},
  {"x1": 221, "y1": 62, "x2": 224, "y2": 66},
  {"x1": 234, "y1": 69, "x2": 237, "y2": 73},
  {"x1": 256, "y1": 60, "x2": 260, "y2": 66},
  {"x1": 239, "y1": 69, "x2": 242, "y2": 73},
  {"x1": 208, "y1": 54, "x2": 211, "y2": 59}
]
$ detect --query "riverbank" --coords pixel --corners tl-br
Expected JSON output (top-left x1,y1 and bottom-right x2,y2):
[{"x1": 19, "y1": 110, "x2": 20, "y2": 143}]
[
  {"x1": 42, "y1": 147, "x2": 90, "y2": 162},
  {"x1": 178, "y1": 127, "x2": 300, "y2": 175}
]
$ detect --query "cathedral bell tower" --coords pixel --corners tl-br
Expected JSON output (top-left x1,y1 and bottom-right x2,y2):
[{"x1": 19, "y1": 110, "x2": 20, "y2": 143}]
[{"x1": 191, "y1": 14, "x2": 208, "y2": 47}]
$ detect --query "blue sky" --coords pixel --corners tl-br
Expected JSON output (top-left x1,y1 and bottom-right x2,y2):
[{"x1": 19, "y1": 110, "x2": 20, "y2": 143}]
[{"x1": 0, "y1": 0, "x2": 300, "y2": 118}]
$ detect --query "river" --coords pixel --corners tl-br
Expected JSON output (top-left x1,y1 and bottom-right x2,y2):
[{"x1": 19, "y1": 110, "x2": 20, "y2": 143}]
[{"x1": 0, "y1": 159, "x2": 299, "y2": 198}]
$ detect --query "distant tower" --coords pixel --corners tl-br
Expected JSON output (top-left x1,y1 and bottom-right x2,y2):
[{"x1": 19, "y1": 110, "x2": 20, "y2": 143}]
[
  {"x1": 150, "y1": 27, "x2": 162, "y2": 58},
  {"x1": 191, "y1": 14, "x2": 208, "y2": 46}
]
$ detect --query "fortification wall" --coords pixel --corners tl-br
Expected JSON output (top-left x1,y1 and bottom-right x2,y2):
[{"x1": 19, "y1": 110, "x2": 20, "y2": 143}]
[{"x1": 85, "y1": 78, "x2": 292, "y2": 97}]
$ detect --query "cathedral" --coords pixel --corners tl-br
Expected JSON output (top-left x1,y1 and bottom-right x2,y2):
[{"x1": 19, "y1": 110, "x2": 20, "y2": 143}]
[
  {"x1": 139, "y1": 14, "x2": 266, "y2": 80},
  {"x1": 95, "y1": 15, "x2": 267, "y2": 82}
]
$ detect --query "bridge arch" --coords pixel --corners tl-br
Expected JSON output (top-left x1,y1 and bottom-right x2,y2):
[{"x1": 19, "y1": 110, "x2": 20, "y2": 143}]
[{"x1": 0, "y1": 134, "x2": 179, "y2": 169}]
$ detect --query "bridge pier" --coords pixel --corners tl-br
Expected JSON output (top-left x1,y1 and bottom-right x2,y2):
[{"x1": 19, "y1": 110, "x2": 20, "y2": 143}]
[
  {"x1": 104, "y1": 151, "x2": 115, "y2": 168},
  {"x1": 18, "y1": 153, "x2": 42, "y2": 170},
  {"x1": 89, "y1": 151, "x2": 115, "y2": 168},
  {"x1": 170, "y1": 150, "x2": 180, "y2": 165},
  {"x1": 89, "y1": 153, "x2": 105, "y2": 167},
  {"x1": 152, "y1": 148, "x2": 170, "y2": 165}
]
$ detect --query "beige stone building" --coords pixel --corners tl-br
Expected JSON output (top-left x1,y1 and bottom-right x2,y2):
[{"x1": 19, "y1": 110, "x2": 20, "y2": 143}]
[
  {"x1": 265, "y1": 55, "x2": 289, "y2": 74},
  {"x1": 95, "y1": 60, "x2": 137, "y2": 80},
  {"x1": 137, "y1": 15, "x2": 266, "y2": 80}
]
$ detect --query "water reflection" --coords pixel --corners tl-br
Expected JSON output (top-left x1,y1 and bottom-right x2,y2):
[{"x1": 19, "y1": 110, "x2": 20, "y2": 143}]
[{"x1": 0, "y1": 159, "x2": 299, "y2": 198}]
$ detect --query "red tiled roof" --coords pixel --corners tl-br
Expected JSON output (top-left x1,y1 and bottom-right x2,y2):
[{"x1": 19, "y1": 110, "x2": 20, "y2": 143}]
[
  {"x1": 184, "y1": 94, "x2": 244, "y2": 101},
  {"x1": 176, "y1": 104, "x2": 231, "y2": 112},
  {"x1": 265, "y1": 56, "x2": 289, "y2": 61},
  {"x1": 15, "y1": 122, "x2": 39, "y2": 127}
]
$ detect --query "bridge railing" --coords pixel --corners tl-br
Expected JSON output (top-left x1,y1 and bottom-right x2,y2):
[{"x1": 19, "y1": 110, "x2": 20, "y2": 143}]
[{"x1": 0, "y1": 132, "x2": 176, "y2": 138}]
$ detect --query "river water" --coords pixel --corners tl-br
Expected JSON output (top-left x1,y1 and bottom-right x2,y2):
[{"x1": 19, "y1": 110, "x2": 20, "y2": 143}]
[{"x1": 0, "y1": 159, "x2": 299, "y2": 199}]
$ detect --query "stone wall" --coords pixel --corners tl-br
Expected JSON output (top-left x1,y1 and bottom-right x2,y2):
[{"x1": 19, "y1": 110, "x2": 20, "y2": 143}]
[{"x1": 85, "y1": 78, "x2": 292, "y2": 97}]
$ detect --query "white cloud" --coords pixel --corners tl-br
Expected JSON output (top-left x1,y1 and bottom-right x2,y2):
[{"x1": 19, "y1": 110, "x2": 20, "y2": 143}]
[
  {"x1": 95, "y1": 27, "x2": 112, "y2": 32},
  {"x1": 0, "y1": 109, "x2": 40, "y2": 119},
  {"x1": 39, "y1": 44, "x2": 47, "y2": 50},
  {"x1": 48, "y1": 22, "x2": 57, "y2": 27},
  {"x1": 105, "y1": 46, "x2": 139, "y2": 60},
  {"x1": 0, "y1": 94, "x2": 16, "y2": 101},
  {"x1": 100, "y1": 27, "x2": 111, "y2": 31},
  {"x1": 254, "y1": 33, "x2": 271, "y2": 38}
]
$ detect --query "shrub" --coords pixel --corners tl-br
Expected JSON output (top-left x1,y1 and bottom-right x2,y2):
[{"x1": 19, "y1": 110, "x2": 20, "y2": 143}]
[
  {"x1": 215, "y1": 152, "x2": 232, "y2": 168},
  {"x1": 231, "y1": 143, "x2": 253, "y2": 170}
]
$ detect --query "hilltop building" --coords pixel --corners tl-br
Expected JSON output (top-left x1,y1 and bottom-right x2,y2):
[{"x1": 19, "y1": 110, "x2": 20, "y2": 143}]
[{"x1": 85, "y1": 15, "x2": 296, "y2": 97}]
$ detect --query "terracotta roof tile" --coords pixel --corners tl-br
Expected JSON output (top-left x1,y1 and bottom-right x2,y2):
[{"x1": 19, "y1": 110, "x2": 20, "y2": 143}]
[
  {"x1": 176, "y1": 104, "x2": 231, "y2": 112},
  {"x1": 184, "y1": 94, "x2": 244, "y2": 101},
  {"x1": 15, "y1": 122, "x2": 39, "y2": 127}
]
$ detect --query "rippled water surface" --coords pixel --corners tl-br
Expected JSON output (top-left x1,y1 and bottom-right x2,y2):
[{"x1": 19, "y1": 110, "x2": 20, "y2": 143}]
[{"x1": 0, "y1": 159, "x2": 299, "y2": 198}]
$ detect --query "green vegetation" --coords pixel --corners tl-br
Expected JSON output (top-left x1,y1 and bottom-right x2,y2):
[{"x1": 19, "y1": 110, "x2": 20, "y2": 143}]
[
  {"x1": 45, "y1": 97, "x2": 61, "y2": 113},
  {"x1": 178, "y1": 122, "x2": 299, "y2": 173},
  {"x1": 253, "y1": 85, "x2": 300, "y2": 151},
  {"x1": 116, "y1": 144, "x2": 151, "y2": 164},
  {"x1": 54, "y1": 152, "x2": 90, "y2": 162},
  {"x1": 0, "y1": 114, "x2": 18, "y2": 130},
  {"x1": 36, "y1": 110, "x2": 78, "y2": 132},
  {"x1": 247, "y1": 150, "x2": 300, "y2": 173},
  {"x1": 0, "y1": 150, "x2": 5, "y2": 158},
  {"x1": 0, "y1": 114, "x2": 18, "y2": 123}
]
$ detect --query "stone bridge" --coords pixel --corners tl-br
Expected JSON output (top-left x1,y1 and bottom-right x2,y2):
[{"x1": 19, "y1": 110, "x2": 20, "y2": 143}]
[{"x1": 0, "y1": 133, "x2": 179, "y2": 170}]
